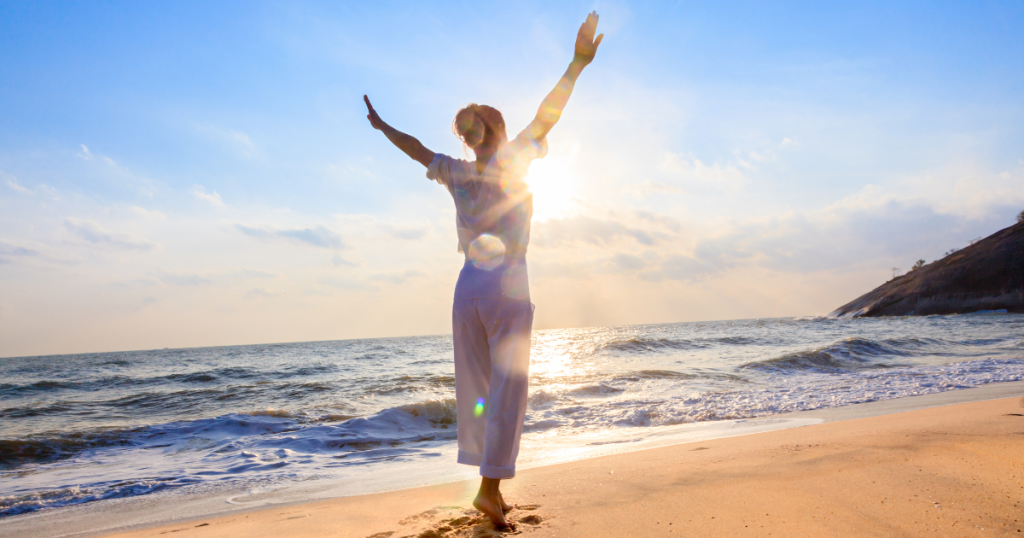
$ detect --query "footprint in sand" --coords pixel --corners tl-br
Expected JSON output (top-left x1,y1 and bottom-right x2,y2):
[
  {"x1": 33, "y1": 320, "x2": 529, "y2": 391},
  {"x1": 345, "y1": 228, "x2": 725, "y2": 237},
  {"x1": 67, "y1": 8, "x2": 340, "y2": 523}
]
[
  {"x1": 398, "y1": 509, "x2": 441, "y2": 526},
  {"x1": 368, "y1": 504, "x2": 545, "y2": 538},
  {"x1": 374, "y1": 506, "x2": 544, "y2": 538}
]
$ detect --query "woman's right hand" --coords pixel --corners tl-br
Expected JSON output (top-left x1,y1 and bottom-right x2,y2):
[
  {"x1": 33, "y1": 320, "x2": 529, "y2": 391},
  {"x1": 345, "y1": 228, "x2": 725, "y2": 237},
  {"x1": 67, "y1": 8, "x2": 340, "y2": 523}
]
[
  {"x1": 573, "y1": 11, "x2": 604, "y2": 67},
  {"x1": 362, "y1": 95, "x2": 434, "y2": 167},
  {"x1": 364, "y1": 95, "x2": 385, "y2": 130}
]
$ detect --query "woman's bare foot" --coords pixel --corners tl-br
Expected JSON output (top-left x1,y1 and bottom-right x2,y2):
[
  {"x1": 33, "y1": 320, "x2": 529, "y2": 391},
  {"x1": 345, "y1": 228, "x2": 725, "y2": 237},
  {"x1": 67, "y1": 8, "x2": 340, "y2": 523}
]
[
  {"x1": 497, "y1": 490, "x2": 513, "y2": 513},
  {"x1": 473, "y1": 494, "x2": 512, "y2": 529},
  {"x1": 474, "y1": 478, "x2": 514, "y2": 529}
]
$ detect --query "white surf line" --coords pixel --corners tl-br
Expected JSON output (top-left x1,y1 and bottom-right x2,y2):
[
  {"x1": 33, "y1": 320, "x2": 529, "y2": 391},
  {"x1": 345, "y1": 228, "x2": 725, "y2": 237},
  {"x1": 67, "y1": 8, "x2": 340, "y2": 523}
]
[
  {"x1": 4, "y1": 381, "x2": 1021, "y2": 538},
  {"x1": 778, "y1": 379, "x2": 1024, "y2": 423}
]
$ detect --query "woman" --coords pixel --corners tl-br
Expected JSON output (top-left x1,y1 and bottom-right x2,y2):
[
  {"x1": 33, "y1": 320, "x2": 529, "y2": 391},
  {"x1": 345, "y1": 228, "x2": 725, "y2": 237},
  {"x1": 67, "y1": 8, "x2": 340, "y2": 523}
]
[{"x1": 363, "y1": 12, "x2": 602, "y2": 529}]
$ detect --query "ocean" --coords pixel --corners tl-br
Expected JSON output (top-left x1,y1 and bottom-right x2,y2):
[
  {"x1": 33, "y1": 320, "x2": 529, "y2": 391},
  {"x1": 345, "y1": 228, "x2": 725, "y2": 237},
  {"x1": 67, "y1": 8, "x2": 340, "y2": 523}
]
[{"x1": 2, "y1": 313, "x2": 1023, "y2": 520}]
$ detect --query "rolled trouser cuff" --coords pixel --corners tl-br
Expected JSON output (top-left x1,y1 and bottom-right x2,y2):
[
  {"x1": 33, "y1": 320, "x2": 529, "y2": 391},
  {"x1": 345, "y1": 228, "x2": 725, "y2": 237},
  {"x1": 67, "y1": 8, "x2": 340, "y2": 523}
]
[
  {"x1": 457, "y1": 450, "x2": 483, "y2": 466},
  {"x1": 480, "y1": 463, "x2": 515, "y2": 479}
]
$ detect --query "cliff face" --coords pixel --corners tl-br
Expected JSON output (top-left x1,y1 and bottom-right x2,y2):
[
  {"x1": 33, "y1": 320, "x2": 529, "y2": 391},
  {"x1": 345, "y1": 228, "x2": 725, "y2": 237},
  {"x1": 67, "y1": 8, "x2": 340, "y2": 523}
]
[{"x1": 829, "y1": 221, "x2": 1024, "y2": 317}]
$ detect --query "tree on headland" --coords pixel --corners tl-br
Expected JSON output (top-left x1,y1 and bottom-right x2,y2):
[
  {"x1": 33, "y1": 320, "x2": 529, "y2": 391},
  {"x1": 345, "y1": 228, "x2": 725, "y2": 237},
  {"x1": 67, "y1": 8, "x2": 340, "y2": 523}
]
[
  {"x1": 832, "y1": 220, "x2": 1024, "y2": 318},
  {"x1": 944, "y1": 247, "x2": 959, "y2": 257},
  {"x1": 1018, "y1": 209, "x2": 1024, "y2": 223},
  {"x1": 890, "y1": 267, "x2": 900, "y2": 279},
  {"x1": 912, "y1": 259, "x2": 925, "y2": 271}
]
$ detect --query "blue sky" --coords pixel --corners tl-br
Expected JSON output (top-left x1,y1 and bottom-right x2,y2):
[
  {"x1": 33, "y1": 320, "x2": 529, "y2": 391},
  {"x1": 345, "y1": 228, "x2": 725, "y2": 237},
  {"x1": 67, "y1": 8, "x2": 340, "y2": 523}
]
[{"x1": 2, "y1": 1, "x2": 1023, "y2": 357}]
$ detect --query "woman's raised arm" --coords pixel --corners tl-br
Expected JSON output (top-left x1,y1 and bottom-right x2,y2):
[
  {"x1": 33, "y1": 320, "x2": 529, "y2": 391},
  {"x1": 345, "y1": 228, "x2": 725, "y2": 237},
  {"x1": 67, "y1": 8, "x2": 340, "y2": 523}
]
[
  {"x1": 525, "y1": 11, "x2": 604, "y2": 141},
  {"x1": 364, "y1": 95, "x2": 435, "y2": 167}
]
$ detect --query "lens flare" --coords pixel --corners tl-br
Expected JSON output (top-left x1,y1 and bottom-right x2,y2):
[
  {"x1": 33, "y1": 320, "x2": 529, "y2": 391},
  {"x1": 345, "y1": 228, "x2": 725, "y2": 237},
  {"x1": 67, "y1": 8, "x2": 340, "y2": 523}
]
[
  {"x1": 468, "y1": 234, "x2": 506, "y2": 270},
  {"x1": 474, "y1": 397, "x2": 485, "y2": 417}
]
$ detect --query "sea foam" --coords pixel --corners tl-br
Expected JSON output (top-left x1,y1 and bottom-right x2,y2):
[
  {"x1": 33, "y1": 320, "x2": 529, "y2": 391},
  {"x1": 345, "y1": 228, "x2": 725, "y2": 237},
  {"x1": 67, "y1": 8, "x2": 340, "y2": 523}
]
[{"x1": 2, "y1": 313, "x2": 1022, "y2": 518}]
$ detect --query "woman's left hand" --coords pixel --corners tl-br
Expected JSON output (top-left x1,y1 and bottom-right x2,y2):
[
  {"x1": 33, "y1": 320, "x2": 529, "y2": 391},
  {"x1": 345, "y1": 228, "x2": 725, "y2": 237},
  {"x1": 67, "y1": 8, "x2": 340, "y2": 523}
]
[{"x1": 574, "y1": 11, "x2": 604, "y2": 66}]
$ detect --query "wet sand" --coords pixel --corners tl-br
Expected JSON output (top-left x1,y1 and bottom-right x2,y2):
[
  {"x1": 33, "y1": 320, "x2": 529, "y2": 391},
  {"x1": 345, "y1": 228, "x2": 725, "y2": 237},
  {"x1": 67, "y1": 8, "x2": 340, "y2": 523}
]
[{"x1": 96, "y1": 395, "x2": 1024, "y2": 538}]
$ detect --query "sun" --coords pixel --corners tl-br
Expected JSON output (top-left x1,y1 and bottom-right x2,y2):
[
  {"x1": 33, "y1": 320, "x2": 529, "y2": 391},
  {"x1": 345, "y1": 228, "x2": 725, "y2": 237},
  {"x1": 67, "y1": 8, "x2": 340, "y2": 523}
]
[{"x1": 525, "y1": 149, "x2": 579, "y2": 221}]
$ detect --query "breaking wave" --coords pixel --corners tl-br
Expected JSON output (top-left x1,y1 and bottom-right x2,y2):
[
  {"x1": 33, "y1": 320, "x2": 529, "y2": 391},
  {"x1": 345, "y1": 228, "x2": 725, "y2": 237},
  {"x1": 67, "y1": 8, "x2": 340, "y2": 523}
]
[{"x1": 3, "y1": 314, "x2": 1022, "y2": 518}]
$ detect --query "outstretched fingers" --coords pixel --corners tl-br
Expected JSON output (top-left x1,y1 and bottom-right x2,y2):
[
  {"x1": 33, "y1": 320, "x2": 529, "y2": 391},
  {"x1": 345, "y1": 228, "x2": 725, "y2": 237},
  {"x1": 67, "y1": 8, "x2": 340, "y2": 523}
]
[
  {"x1": 577, "y1": 14, "x2": 596, "y2": 43},
  {"x1": 364, "y1": 95, "x2": 382, "y2": 129},
  {"x1": 574, "y1": 11, "x2": 602, "y2": 62},
  {"x1": 585, "y1": 10, "x2": 599, "y2": 38}
]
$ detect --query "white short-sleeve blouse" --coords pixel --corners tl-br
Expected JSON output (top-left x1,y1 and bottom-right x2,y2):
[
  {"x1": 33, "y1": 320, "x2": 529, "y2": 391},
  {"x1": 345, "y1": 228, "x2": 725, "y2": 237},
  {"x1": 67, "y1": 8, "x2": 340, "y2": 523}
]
[{"x1": 426, "y1": 130, "x2": 548, "y2": 301}]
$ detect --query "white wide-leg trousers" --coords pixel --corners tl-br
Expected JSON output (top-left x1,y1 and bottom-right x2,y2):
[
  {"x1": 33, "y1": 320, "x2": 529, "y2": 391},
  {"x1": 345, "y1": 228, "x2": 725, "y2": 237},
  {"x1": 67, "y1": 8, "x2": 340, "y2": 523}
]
[{"x1": 452, "y1": 298, "x2": 534, "y2": 479}]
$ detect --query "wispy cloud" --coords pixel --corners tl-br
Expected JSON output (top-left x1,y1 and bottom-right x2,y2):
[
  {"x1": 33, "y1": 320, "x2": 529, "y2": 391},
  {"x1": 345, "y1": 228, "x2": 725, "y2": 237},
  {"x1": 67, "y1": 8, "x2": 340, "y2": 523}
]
[
  {"x1": 0, "y1": 239, "x2": 80, "y2": 266},
  {"x1": 331, "y1": 253, "x2": 358, "y2": 267},
  {"x1": 639, "y1": 255, "x2": 715, "y2": 282},
  {"x1": 236, "y1": 223, "x2": 346, "y2": 249},
  {"x1": 379, "y1": 222, "x2": 427, "y2": 241},
  {"x1": 331, "y1": 214, "x2": 431, "y2": 242},
  {"x1": 325, "y1": 163, "x2": 375, "y2": 182},
  {"x1": 624, "y1": 179, "x2": 686, "y2": 198},
  {"x1": 745, "y1": 149, "x2": 776, "y2": 163},
  {"x1": 368, "y1": 269, "x2": 424, "y2": 284},
  {"x1": 154, "y1": 268, "x2": 276, "y2": 288},
  {"x1": 225, "y1": 131, "x2": 254, "y2": 152},
  {"x1": 244, "y1": 287, "x2": 282, "y2": 299},
  {"x1": 2, "y1": 173, "x2": 59, "y2": 200},
  {"x1": 130, "y1": 207, "x2": 165, "y2": 221},
  {"x1": 191, "y1": 185, "x2": 225, "y2": 207},
  {"x1": 197, "y1": 124, "x2": 257, "y2": 157},
  {"x1": 532, "y1": 214, "x2": 662, "y2": 247},
  {"x1": 5, "y1": 177, "x2": 30, "y2": 194},
  {"x1": 77, "y1": 144, "x2": 93, "y2": 161},
  {"x1": 37, "y1": 184, "x2": 59, "y2": 200},
  {"x1": 64, "y1": 218, "x2": 156, "y2": 251},
  {"x1": 531, "y1": 190, "x2": 1017, "y2": 286},
  {"x1": 74, "y1": 145, "x2": 156, "y2": 198},
  {"x1": 319, "y1": 275, "x2": 377, "y2": 292},
  {"x1": 160, "y1": 271, "x2": 214, "y2": 286},
  {"x1": 130, "y1": 206, "x2": 167, "y2": 220},
  {"x1": 661, "y1": 153, "x2": 748, "y2": 192},
  {"x1": 77, "y1": 144, "x2": 115, "y2": 165},
  {"x1": 227, "y1": 268, "x2": 278, "y2": 280},
  {"x1": 0, "y1": 240, "x2": 40, "y2": 264}
]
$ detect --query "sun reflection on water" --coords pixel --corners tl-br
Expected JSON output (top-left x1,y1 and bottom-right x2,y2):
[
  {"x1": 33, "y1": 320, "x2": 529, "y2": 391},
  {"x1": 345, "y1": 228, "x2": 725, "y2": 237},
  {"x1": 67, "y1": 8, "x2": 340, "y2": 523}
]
[{"x1": 529, "y1": 327, "x2": 603, "y2": 381}]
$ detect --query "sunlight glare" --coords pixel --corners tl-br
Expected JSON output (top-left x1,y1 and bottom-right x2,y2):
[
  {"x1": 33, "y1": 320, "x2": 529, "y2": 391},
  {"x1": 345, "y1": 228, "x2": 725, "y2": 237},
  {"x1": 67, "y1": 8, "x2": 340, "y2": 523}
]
[
  {"x1": 530, "y1": 330, "x2": 587, "y2": 380},
  {"x1": 526, "y1": 147, "x2": 580, "y2": 221}
]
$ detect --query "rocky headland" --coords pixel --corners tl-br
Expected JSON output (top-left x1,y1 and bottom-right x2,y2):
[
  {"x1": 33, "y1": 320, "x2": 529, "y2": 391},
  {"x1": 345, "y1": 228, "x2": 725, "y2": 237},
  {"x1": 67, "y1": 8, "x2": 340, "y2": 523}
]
[{"x1": 829, "y1": 221, "x2": 1024, "y2": 317}]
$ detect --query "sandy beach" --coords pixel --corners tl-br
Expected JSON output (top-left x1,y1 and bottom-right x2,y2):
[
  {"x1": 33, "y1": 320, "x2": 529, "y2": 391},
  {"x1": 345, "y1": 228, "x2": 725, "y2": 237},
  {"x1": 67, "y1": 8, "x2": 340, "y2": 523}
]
[{"x1": 79, "y1": 393, "x2": 1021, "y2": 538}]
